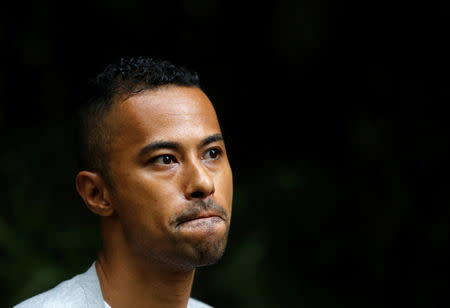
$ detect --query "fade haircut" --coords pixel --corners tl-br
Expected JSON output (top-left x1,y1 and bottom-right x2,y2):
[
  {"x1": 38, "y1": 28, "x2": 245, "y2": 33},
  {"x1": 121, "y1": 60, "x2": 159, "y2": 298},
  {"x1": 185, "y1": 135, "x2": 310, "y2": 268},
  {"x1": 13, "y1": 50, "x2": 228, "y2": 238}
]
[{"x1": 76, "y1": 57, "x2": 201, "y2": 187}]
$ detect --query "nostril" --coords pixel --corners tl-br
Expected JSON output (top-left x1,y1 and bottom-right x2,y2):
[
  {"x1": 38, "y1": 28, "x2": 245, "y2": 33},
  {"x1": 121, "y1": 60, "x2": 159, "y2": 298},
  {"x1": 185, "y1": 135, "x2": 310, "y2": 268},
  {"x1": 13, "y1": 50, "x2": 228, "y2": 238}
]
[{"x1": 190, "y1": 191, "x2": 205, "y2": 199}]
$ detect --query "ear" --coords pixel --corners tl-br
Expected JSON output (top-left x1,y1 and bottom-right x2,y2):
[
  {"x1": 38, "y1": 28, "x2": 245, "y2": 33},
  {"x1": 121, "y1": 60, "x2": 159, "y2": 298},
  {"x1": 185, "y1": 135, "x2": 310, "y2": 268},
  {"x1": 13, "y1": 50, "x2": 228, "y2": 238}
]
[{"x1": 76, "y1": 171, "x2": 114, "y2": 216}]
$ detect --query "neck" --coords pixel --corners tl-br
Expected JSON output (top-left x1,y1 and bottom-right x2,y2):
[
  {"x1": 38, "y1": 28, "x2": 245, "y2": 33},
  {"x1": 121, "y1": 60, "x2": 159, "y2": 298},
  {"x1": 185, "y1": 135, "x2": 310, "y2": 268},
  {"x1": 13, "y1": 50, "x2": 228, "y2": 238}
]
[{"x1": 96, "y1": 220, "x2": 196, "y2": 308}]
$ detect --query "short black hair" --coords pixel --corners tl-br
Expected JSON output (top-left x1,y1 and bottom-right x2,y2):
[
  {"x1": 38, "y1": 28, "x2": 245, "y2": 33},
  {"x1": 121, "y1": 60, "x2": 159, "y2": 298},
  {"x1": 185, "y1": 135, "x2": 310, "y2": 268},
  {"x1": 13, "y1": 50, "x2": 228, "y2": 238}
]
[{"x1": 76, "y1": 57, "x2": 201, "y2": 187}]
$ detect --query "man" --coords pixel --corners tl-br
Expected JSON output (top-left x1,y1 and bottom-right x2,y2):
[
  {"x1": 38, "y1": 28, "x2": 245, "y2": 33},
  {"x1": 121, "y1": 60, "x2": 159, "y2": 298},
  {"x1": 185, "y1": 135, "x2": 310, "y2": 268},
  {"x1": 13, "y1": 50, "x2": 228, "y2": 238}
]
[{"x1": 14, "y1": 57, "x2": 233, "y2": 308}]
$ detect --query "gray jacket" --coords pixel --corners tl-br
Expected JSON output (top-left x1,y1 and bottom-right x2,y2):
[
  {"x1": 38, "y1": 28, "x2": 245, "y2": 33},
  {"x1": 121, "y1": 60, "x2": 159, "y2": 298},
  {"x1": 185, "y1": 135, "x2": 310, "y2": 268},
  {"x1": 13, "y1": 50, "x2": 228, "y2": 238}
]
[{"x1": 13, "y1": 263, "x2": 212, "y2": 308}]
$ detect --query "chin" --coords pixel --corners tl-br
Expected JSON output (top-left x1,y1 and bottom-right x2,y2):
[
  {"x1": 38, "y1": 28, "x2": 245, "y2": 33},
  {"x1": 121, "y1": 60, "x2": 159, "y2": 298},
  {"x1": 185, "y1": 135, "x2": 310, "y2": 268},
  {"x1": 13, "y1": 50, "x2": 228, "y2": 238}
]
[
  {"x1": 175, "y1": 233, "x2": 229, "y2": 269},
  {"x1": 137, "y1": 228, "x2": 230, "y2": 270},
  {"x1": 193, "y1": 243, "x2": 227, "y2": 267}
]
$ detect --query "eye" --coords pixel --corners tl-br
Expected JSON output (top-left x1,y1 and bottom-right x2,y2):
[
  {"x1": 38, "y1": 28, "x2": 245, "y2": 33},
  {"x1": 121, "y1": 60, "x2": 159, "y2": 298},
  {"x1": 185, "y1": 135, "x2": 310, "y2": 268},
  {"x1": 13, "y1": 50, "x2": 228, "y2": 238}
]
[
  {"x1": 204, "y1": 148, "x2": 222, "y2": 160},
  {"x1": 151, "y1": 154, "x2": 177, "y2": 165}
]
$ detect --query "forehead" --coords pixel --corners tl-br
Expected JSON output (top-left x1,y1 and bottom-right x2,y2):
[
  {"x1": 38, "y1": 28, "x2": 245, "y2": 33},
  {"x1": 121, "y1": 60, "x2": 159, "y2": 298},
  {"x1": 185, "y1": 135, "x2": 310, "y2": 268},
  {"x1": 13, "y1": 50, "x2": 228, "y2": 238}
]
[{"x1": 106, "y1": 86, "x2": 222, "y2": 149}]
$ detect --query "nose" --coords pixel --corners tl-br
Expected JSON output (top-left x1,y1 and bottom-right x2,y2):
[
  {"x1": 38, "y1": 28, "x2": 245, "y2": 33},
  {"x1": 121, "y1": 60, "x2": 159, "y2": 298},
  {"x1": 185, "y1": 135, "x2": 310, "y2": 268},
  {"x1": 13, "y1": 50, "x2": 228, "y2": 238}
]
[{"x1": 184, "y1": 158, "x2": 215, "y2": 200}]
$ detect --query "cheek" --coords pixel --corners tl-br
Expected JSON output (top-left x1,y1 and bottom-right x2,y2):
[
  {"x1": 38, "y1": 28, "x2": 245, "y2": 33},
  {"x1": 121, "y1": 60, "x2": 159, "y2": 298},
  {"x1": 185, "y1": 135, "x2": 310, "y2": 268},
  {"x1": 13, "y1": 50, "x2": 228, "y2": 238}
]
[
  {"x1": 116, "y1": 168, "x2": 177, "y2": 202},
  {"x1": 227, "y1": 174, "x2": 234, "y2": 210},
  {"x1": 216, "y1": 167, "x2": 233, "y2": 210},
  {"x1": 112, "y1": 173, "x2": 178, "y2": 225}
]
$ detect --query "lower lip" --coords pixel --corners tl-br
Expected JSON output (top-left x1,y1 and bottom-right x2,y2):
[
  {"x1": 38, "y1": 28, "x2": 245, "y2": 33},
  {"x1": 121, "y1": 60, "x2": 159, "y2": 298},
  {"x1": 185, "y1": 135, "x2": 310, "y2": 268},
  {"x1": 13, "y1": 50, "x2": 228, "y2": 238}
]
[{"x1": 178, "y1": 216, "x2": 224, "y2": 230}]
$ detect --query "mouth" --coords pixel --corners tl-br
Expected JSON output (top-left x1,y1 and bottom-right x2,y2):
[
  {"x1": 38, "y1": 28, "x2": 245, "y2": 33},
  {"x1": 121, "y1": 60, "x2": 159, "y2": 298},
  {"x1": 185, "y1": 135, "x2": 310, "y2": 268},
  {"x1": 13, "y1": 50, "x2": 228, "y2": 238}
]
[
  {"x1": 177, "y1": 212, "x2": 224, "y2": 227},
  {"x1": 171, "y1": 199, "x2": 228, "y2": 230}
]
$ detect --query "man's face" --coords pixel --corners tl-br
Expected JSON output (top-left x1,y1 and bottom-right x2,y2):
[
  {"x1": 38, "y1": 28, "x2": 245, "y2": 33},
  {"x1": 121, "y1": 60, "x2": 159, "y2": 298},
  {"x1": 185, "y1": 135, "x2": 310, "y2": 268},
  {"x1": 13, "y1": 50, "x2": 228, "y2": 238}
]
[{"x1": 104, "y1": 86, "x2": 233, "y2": 269}]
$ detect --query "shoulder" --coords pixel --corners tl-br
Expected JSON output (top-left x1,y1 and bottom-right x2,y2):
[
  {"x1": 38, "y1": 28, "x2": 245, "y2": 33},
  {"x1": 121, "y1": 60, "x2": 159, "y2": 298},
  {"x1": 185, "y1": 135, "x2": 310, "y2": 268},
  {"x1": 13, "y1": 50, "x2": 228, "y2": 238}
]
[
  {"x1": 13, "y1": 280, "x2": 86, "y2": 308},
  {"x1": 12, "y1": 263, "x2": 103, "y2": 308},
  {"x1": 188, "y1": 297, "x2": 214, "y2": 308}
]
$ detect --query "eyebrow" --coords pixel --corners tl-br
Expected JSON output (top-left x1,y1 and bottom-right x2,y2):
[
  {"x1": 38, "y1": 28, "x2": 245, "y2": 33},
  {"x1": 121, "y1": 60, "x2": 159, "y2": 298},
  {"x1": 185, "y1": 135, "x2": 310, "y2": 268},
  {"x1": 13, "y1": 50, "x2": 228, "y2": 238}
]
[
  {"x1": 201, "y1": 133, "x2": 224, "y2": 147},
  {"x1": 138, "y1": 133, "x2": 224, "y2": 157}
]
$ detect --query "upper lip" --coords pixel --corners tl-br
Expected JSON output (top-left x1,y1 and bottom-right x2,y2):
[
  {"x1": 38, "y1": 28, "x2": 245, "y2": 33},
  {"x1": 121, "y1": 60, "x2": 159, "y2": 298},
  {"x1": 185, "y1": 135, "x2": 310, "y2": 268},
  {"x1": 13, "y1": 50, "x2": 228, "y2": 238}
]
[
  {"x1": 178, "y1": 211, "x2": 223, "y2": 225},
  {"x1": 172, "y1": 199, "x2": 228, "y2": 228},
  {"x1": 175, "y1": 210, "x2": 225, "y2": 227}
]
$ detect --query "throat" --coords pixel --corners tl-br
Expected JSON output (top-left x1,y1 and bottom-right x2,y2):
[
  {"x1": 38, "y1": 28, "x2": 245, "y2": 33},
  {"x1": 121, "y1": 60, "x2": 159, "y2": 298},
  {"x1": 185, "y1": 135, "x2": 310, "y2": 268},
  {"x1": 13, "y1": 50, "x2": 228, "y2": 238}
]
[{"x1": 95, "y1": 251, "x2": 195, "y2": 308}]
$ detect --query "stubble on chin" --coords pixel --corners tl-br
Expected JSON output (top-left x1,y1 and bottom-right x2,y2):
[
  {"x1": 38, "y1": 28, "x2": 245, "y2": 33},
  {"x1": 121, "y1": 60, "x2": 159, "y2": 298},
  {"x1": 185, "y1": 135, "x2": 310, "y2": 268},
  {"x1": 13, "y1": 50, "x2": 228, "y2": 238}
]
[
  {"x1": 188, "y1": 228, "x2": 230, "y2": 268},
  {"x1": 126, "y1": 223, "x2": 230, "y2": 271}
]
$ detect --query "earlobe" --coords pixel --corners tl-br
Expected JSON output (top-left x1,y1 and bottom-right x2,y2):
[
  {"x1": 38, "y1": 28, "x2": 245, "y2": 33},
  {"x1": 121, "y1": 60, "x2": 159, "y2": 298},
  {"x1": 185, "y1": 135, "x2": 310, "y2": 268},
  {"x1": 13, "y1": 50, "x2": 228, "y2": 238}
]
[{"x1": 75, "y1": 171, "x2": 114, "y2": 216}]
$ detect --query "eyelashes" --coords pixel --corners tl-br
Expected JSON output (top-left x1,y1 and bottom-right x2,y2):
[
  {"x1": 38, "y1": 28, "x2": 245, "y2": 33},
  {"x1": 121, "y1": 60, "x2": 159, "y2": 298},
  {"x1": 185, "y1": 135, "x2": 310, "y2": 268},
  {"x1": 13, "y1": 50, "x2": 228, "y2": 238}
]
[
  {"x1": 203, "y1": 147, "x2": 223, "y2": 160},
  {"x1": 150, "y1": 154, "x2": 177, "y2": 165},
  {"x1": 148, "y1": 147, "x2": 224, "y2": 166}
]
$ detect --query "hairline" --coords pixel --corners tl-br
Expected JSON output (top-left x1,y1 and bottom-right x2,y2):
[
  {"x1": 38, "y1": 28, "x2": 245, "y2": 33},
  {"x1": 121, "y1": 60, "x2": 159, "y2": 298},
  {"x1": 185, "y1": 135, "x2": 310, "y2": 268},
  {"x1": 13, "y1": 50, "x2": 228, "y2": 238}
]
[{"x1": 96, "y1": 84, "x2": 203, "y2": 189}]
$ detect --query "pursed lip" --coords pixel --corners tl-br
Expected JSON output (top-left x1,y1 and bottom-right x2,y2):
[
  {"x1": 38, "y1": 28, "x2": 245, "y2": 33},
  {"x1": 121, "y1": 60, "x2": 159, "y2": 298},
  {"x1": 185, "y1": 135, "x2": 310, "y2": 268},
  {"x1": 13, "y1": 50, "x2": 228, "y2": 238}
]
[
  {"x1": 171, "y1": 199, "x2": 229, "y2": 229},
  {"x1": 176, "y1": 211, "x2": 224, "y2": 227}
]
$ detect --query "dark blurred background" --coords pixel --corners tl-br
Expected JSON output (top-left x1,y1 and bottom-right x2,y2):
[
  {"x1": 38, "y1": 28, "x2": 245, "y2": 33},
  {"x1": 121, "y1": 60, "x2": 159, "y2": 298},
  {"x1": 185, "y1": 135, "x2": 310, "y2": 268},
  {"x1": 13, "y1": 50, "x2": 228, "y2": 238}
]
[{"x1": 1, "y1": 0, "x2": 449, "y2": 307}]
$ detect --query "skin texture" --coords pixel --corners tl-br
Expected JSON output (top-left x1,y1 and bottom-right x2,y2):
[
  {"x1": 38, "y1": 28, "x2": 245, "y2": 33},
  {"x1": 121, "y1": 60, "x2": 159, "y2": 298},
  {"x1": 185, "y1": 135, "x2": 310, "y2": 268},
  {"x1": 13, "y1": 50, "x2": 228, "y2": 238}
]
[{"x1": 76, "y1": 86, "x2": 233, "y2": 308}]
